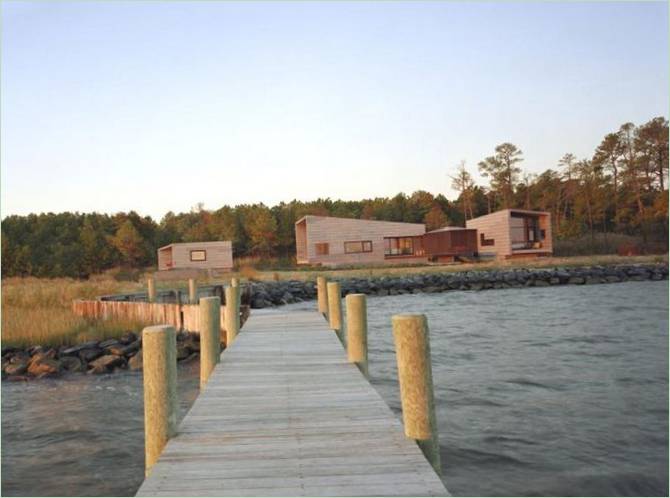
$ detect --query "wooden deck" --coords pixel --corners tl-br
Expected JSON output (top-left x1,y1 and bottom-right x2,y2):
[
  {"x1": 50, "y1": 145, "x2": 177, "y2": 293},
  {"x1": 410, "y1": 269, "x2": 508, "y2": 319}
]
[{"x1": 136, "y1": 310, "x2": 449, "y2": 497}]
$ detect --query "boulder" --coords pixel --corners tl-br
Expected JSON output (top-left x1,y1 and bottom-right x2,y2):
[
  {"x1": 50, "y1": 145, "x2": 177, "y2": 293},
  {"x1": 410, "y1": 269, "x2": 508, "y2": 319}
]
[
  {"x1": 27, "y1": 356, "x2": 61, "y2": 377},
  {"x1": 61, "y1": 341, "x2": 99, "y2": 356},
  {"x1": 128, "y1": 351, "x2": 143, "y2": 371},
  {"x1": 98, "y1": 339, "x2": 120, "y2": 349},
  {"x1": 4, "y1": 359, "x2": 28, "y2": 376},
  {"x1": 177, "y1": 345, "x2": 191, "y2": 361},
  {"x1": 119, "y1": 331, "x2": 138, "y2": 345},
  {"x1": 60, "y1": 356, "x2": 83, "y2": 373},
  {"x1": 534, "y1": 280, "x2": 550, "y2": 287},
  {"x1": 88, "y1": 354, "x2": 126, "y2": 374},
  {"x1": 79, "y1": 347, "x2": 104, "y2": 363},
  {"x1": 568, "y1": 276, "x2": 585, "y2": 285}
]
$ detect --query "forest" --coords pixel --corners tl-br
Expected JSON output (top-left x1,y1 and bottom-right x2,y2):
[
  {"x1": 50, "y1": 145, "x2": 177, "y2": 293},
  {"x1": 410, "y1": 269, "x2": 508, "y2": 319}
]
[{"x1": 2, "y1": 117, "x2": 667, "y2": 278}]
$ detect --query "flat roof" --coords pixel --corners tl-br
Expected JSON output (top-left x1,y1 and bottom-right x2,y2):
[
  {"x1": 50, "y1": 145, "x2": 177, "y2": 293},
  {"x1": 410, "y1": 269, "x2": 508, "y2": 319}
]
[
  {"x1": 294, "y1": 214, "x2": 424, "y2": 227},
  {"x1": 158, "y1": 241, "x2": 232, "y2": 251},
  {"x1": 426, "y1": 226, "x2": 475, "y2": 233}
]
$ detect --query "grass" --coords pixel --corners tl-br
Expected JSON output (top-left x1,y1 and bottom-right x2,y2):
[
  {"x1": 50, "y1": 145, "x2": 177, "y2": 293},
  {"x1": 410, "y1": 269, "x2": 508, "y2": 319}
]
[
  {"x1": 3, "y1": 253, "x2": 665, "y2": 347},
  {"x1": 1, "y1": 276, "x2": 146, "y2": 348}
]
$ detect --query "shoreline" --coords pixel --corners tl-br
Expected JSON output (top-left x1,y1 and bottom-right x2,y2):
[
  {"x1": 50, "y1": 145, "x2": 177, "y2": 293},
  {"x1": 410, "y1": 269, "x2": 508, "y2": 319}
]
[{"x1": 3, "y1": 262, "x2": 667, "y2": 382}]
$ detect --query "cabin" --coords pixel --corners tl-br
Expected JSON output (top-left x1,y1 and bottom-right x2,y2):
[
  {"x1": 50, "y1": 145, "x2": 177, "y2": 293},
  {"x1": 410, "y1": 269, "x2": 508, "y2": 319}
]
[
  {"x1": 295, "y1": 215, "x2": 427, "y2": 266},
  {"x1": 157, "y1": 241, "x2": 234, "y2": 274},
  {"x1": 423, "y1": 227, "x2": 478, "y2": 263},
  {"x1": 466, "y1": 209, "x2": 552, "y2": 259}
]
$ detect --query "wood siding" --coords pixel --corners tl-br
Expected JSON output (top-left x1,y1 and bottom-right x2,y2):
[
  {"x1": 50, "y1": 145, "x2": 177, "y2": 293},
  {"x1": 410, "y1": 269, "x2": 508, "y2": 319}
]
[
  {"x1": 466, "y1": 209, "x2": 552, "y2": 258},
  {"x1": 158, "y1": 241, "x2": 233, "y2": 271},
  {"x1": 296, "y1": 216, "x2": 426, "y2": 266}
]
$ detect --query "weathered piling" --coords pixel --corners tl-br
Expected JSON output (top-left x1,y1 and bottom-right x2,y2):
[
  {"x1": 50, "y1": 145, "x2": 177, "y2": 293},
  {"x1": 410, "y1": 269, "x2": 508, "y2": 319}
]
[
  {"x1": 147, "y1": 278, "x2": 156, "y2": 303},
  {"x1": 224, "y1": 286, "x2": 240, "y2": 345},
  {"x1": 231, "y1": 277, "x2": 239, "y2": 288},
  {"x1": 199, "y1": 297, "x2": 221, "y2": 388},
  {"x1": 317, "y1": 276, "x2": 328, "y2": 317},
  {"x1": 188, "y1": 279, "x2": 197, "y2": 304},
  {"x1": 327, "y1": 281, "x2": 343, "y2": 343},
  {"x1": 391, "y1": 314, "x2": 441, "y2": 475},
  {"x1": 142, "y1": 325, "x2": 178, "y2": 477},
  {"x1": 345, "y1": 293, "x2": 369, "y2": 378}
]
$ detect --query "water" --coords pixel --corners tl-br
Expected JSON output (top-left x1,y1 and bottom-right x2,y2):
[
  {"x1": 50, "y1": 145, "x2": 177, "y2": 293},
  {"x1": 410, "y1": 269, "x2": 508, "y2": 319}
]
[{"x1": 2, "y1": 281, "x2": 668, "y2": 496}]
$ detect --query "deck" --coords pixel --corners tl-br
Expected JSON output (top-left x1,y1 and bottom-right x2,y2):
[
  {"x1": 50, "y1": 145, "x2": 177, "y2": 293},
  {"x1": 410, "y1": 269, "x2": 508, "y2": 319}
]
[{"x1": 136, "y1": 309, "x2": 449, "y2": 497}]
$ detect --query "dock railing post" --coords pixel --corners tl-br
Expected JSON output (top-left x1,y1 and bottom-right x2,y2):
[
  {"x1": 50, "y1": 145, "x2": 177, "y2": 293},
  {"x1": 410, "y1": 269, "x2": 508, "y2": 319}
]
[
  {"x1": 327, "y1": 281, "x2": 343, "y2": 343},
  {"x1": 231, "y1": 277, "x2": 239, "y2": 288},
  {"x1": 199, "y1": 297, "x2": 221, "y2": 389},
  {"x1": 345, "y1": 293, "x2": 368, "y2": 378},
  {"x1": 188, "y1": 278, "x2": 197, "y2": 304},
  {"x1": 147, "y1": 277, "x2": 156, "y2": 303},
  {"x1": 142, "y1": 325, "x2": 178, "y2": 477},
  {"x1": 391, "y1": 314, "x2": 441, "y2": 476},
  {"x1": 224, "y1": 285, "x2": 240, "y2": 345},
  {"x1": 317, "y1": 276, "x2": 328, "y2": 318}
]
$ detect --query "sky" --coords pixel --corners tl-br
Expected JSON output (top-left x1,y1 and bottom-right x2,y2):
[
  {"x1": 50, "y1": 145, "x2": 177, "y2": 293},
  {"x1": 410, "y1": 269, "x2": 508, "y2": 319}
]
[{"x1": 1, "y1": 1, "x2": 668, "y2": 221}]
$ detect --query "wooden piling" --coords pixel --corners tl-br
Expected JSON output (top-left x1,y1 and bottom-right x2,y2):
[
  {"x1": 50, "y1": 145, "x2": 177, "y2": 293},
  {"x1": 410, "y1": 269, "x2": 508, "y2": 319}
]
[
  {"x1": 224, "y1": 286, "x2": 240, "y2": 345},
  {"x1": 391, "y1": 314, "x2": 441, "y2": 475},
  {"x1": 142, "y1": 325, "x2": 178, "y2": 477},
  {"x1": 147, "y1": 278, "x2": 156, "y2": 303},
  {"x1": 327, "y1": 281, "x2": 343, "y2": 342},
  {"x1": 199, "y1": 297, "x2": 221, "y2": 388},
  {"x1": 231, "y1": 277, "x2": 239, "y2": 287},
  {"x1": 345, "y1": 293, "x2": 369, "y2": 378},
  {"x1": 317, "y1": 276, "x2": 328, "y2": 317},
  {"x1": 188, "y1": 278, "x2": 197, "y2": 304}
]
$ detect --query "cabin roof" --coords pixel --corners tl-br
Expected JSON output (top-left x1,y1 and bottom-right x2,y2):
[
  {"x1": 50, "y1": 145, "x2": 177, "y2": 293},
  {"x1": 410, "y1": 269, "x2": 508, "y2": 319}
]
[
  {"x1": 294, "y1": 214, "x2": 424, "y2": 227},
  {"x1": 158, "y1": 241, "x2": 232, "y2": 251}
]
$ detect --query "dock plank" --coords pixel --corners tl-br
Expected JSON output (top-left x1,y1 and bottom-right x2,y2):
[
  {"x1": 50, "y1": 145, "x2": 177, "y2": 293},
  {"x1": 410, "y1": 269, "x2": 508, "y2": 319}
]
[{"x1": 137, "y1": 310, "x2": 449, "y2": 497}]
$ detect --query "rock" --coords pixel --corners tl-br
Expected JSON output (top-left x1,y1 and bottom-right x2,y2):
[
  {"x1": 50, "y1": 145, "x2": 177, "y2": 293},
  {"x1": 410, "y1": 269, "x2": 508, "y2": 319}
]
[
  {"x1": 98, "y1": 339, "x2": 120, "y2": 349},
  {"x1": 4, "y1": 359, "x2": 28, "y2": 376},
  {"x1": 549, "y1": 277, "x2": 560, "y2": 285},
  {"x1": 534, "y1": 280, "x2": 550, "y2": 287},
  {"x1": 60, "y1": 356, "x2": 83, "y2": 372},
  {"x1": 88, "y1": 354, "x2": 126, "y2": 374},
  {"x1": 6, "y1": 375, "x2": 30, "y2": 382},
  {"x1": 79, "y1": 347, "x2": 104, "y2": 363},
  {"x1": 568, "y1": 276, "x2": 585, "y2": 285},
  {"x1": 27, "y1": 356, "x2": 61, "y2": 377},
  {"x1": 128, "y1": 351, "x2": 143, "y2": 370},
  {"x1": 177, "y1": 345, "x2": 191, "y2": 361},
  {"x1": 106, "y1": 344, "x2": 130, "y2": 356},
  {"x1": 119, "y1": 331, "x2": 138, "y2": 345},
  {"x1": 181, "y1": 352, "x2": 199, "y2": 364},
  {"x1": 61, "y1": 341, "x2": 99, "y2": 356},
  {"x1": 123, "y1": 340, "x2": 141, "y2": 355}
]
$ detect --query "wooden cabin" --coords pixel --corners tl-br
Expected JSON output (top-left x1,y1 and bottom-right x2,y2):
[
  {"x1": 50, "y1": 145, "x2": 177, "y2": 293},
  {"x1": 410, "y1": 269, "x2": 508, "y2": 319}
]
[
  {"x1": 295, "y1": 215, "x2": 427, "y2": 266},
  {"x1": 466, "y1": 209, "x2": 552, "y2": 259},
  {"x1": 423, "y1": 227, "x2": 478, "y2": 262},
  {"x1": 157, "y1": 241, "x2": 233, "y2": 273}
]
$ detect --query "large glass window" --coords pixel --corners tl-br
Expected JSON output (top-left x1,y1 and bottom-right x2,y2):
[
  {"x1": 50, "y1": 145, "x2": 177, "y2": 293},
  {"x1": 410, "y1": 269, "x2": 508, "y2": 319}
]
[
  {"x1": 384, "y1": 236, "x2": 424, "y2": 257},
  {"x1": 344, "y1": 240, "x2": 373, "y2": 254}
]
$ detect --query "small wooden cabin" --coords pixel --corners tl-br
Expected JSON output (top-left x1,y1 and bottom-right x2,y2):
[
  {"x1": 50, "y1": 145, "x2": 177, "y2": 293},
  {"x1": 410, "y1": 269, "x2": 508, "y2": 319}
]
[
  {"x1": 466, "y1": 209, "x2": 552, "y2": 259},
  {"x1": 157, "y1": 241, "x2": 233, "y2": 273},
  {"x1": 423, "y1": 227, "x2": 478, "y2": 262}
]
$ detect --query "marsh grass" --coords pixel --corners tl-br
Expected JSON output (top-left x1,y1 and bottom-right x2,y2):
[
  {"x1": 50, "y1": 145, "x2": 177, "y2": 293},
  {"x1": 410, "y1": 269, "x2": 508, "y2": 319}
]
[{"x1": 1, "y1": 276, "x2": 145, "y2": 348}]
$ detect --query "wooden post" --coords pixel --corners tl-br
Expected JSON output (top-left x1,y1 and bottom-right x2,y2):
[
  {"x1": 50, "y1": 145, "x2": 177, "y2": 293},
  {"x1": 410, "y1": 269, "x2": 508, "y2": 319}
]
[
  {"x1": 317, "y1": 276, "x2": 328, "y2": 318},
  {"x1": 142, "y1": 325, "x2": 178, "y2": 477},
  {"x1": 147, "y1": 278, "x2": 156, "y2": 303},
  {"x1": 391, "y1": 314, "x2": 441, "y2": 475},
  {"x1": 327, "y1": 281, "x2": 343, "y2": 342},
  {"x1": 224, "y1": 285, "x2": 240, "y2": 345},
  {"x1": 199, "y1": 297, "x2": 221, "y2": 389},
  {"x1": 345, "y1": 293, "x2": 368, "y2": 378},
  {"x1": 231, "y1": 277, "x2": 239, "y2": 287},
  {"x1": 188, "y1": 278, "x2": 197, "y2": 304}
]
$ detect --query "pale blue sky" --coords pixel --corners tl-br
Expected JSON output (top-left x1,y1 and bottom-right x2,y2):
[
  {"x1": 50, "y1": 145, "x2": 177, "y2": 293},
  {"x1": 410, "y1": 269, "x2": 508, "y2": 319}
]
[{"x1": 2, "y1": 1, "x2": 668, "y2": 220}]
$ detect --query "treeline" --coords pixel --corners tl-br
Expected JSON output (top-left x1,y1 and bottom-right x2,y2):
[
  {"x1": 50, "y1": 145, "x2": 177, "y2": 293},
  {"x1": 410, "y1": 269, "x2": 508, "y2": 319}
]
[{"x1": 2, "y1": 117, "x2": 667, "y2": 278}]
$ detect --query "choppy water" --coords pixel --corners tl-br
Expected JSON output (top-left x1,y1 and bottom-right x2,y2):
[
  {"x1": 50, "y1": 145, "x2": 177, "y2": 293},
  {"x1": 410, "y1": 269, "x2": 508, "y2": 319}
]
[{"x1": 2, "y1": 281, "x2": 668, "y2": 496}]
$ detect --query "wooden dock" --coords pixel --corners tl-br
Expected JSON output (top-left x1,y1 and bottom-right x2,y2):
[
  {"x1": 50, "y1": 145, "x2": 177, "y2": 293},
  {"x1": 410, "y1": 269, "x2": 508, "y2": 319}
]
[{"x1": 136, "y1": 309, "x2": 448, "y2": 497}]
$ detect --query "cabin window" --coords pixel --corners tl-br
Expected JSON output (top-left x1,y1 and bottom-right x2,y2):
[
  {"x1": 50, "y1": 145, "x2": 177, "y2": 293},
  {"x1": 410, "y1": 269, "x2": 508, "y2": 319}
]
[
  {"x1": 344, "y1": 240, "x2": 373, "y2": 254},
  {"x1": 480, "y1": 234, "x2": 495, "y2": 246},
  {"x1": 190, "y1": 250, "x2": 207, "y2": 261},
  {"x1": 384, "y1": 236, "x2": 424, "y2": 257},
  {"x1": 315, "y1": 243, "x2": 329, "y2": 256}
]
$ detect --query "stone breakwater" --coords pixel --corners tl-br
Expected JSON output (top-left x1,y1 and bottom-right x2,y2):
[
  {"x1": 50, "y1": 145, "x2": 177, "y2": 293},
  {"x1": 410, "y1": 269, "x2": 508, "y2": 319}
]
[
  {"x1": 244, "y1": 263, "x2": 669, "y2": 308},
  {"x1": 1, "y1": 331, "x2": 208, "y2": 382}
]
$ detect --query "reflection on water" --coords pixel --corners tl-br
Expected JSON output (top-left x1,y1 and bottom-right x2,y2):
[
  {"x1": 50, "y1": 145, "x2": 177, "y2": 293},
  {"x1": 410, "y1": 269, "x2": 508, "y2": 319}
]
[{"x1": 2, "y1": 281, "x2": 668, "y2": 496}]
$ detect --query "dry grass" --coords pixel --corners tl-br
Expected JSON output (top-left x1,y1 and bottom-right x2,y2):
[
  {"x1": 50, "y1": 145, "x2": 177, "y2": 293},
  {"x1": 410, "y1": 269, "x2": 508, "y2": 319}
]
[{"x1": 1, "y1": 276, "x2": 145, "y2": 348}]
